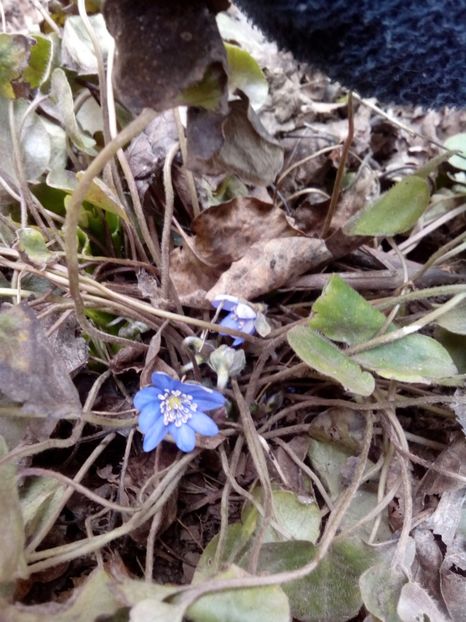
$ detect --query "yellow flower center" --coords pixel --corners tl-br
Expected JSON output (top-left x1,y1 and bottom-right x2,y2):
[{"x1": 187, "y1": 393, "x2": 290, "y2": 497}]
[{"x1": 167, "y1": 395, "x2": 182, "y2": 411}]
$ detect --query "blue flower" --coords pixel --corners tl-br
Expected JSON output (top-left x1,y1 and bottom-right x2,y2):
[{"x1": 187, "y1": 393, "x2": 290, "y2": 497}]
[
  {"x1": 211, "y1": 295, "x2": 257, "y2": 346},
  {"x1": 134, "y1": 372, "x2": 225, "y2": 453}
]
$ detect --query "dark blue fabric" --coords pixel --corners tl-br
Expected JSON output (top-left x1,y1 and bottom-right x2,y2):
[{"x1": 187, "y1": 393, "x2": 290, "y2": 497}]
[{"x1": 235, "y1": 0, "x2": 466, "y2": 107}]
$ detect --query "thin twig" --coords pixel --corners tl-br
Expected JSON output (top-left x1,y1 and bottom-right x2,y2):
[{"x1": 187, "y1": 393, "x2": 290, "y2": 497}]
[
  {"x1": 161, "y1": 142, "x2": 180, "y2": 299},
  {"x1": 321, "y1": 92, "x2": 354, "y2": 237}
]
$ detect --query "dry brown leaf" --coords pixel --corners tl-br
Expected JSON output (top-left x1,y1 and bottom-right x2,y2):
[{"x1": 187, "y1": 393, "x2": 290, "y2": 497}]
[
  {"x1": 440, "y1": 539, "x2": 466, "y2": 621},
  {"x1": 187, "y1": 98, "x2": 284, "y2": 185},
  {"x1": 169, "y1": 245, "x2": 220, "y2": 306},
  {"x1": 125, "y1": 111, "x2": 178, "y2": 198},
  {"x1": 192, "y1": 196, "x2": 293, "y2": 265},
  {"x1": 207, "y1": 236, "x2": 330, "y2": 300}
]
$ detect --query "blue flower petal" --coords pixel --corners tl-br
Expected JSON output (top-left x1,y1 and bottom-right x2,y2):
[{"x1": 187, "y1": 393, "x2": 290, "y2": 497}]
[
  {"x1": 232, "y1": 336, "x2": 245, "y2": 346},
  {"x1": 138, "y1": 401, "x2": 162, "y2": 433},
  {"x1": 219, "y1": 313, "x2": 241, "y2": 331},
  {"x1": 142, "y1": 416, "x2": 168, "y2": 452},
  {"x1": 150, "y1": 372, "x2": 176, "y2": 391},
  {"x1": 169, "y1": 423, "x2": 196, "y2": 452},
  {"x1": 211, "y1": 295, "x2": 240, "y2": 311},
  {"x1": 240, "y1": 319, "x2": 256, "y2": 335},
  {"x1": 133, "y1": 386, "x2": 160, "y2": 411},
  {"x1": 181, "y1": 383, "x2": 225, "y2": 411},
  {"x1": 189, "y1": 411, "x2": 219, "y2": 436}
]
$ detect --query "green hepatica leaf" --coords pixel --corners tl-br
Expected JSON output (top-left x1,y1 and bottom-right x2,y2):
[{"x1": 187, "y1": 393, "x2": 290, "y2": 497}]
[
  {"x1": 195, "y1": 522, "x2": 256, "y2": 580},
  {"x1": 76, "y1": 171, "x2": 129, "y2": 223},
  {"x1": 397, "y1": 582, "x2": 451, "y2": 622},
  {"x1": 20, "y1": 476, "x2": 65, "y2": 540},
  {"x1": 18, "y1": 228, "x2": 54, "y2": 265},
  {"x1": 344, "y1": 176, "x2": 430, "y2": 236},
  {"x1": 225, "y1": 43, "x2": 268, "y2": 109},
  {"x1": 445, "y1": 133, "x2": 466, "y2": 171},
  {"x1": 310, "y1": 275, "x2": 387, "y2": 345},
  {"x1": 354, "y1": 333, "x2": 458, "y2": 383},
  {"x1": 112, "y1": 575, "x2": 177, "y2": 608},
  {"x1": 0, "y1": 33, "x2": 33, "y2": 98},
  {"x1": 130, "y1": 600, "x2": 186, "y2": 622},
  {"x1": 49, "y1": 68, "x2": 96, "y2": 155},
  {"x1": 50, "y1": 168, "x2": 129, "y2": 223},
  {"x1": 181, "y1": 63, "x2": 227, "y2": 111},
  {"x1": 242, "y1": 486, "x2": 321, "y2": 544},
  {"x1": 435, "y1": 327, "x2": 466, "y2": 373},
  {"x1": 287, "y1": 326, "x2": 375, "y2": 396},
  {"x1": 435, "y1": 298, "x2": 466, "y2": 335},
  {"x1": 0, "y1": 436, "x2": 27, "y2": 586},
  {"x1": 0, "y1": 99, "x2": 51, "y2": 184},
  {"x1": 61, "y1": 14, "x2": 113, "y2": 75},
  {"x1": 360, "y1": 544, "x2": 415, "y2": 622},
  {"x1": 1, "y1": 568, "x2": 122, "y2": 621},
  {"x1": 257, "y1": 537, "x2": 379, "y2": 622},
  {"x1": 188, "y1": 565, "x2": 290, "y2": 622},
  {"x1": 22, "y1": 35, "x2": 53, "y2": 89},
  {"x1": 41, "y1": 117, "x2": 67, "y2": 172},
  {"x1": 0, "y1": 304, "x2": 81, "y2": 420},
  {"x1": 310, "y1": 275, "x2": 458, "y2": 383},
  {"x1": 308, "y1": 439, "x2": 350, "y2": 499}
]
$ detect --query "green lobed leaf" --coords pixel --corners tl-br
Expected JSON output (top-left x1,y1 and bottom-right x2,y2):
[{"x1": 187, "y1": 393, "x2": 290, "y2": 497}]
[
  {"x1": 287, "y1": 326, "x2": 375, "y2": 396},
  {"x1": 397, "y1": 581, "x2": 451, "y2": 622},
  {"x1": 181, "y1": 63, "x2": 227, "y2": 111},
  {"x1": 20, "y1": 476, "x2": 66, "y2": 540},
  {"x1": 195, "y1": 522, "x2": 256, "y2": 580},
  {"x1": 0, "y1": 98, "x2": 51, "y2": 184},
  {"x1": 225, "y1": 43, "x2": 268, "y2": 109},
  {"x1": 310, "y1": 274, "x2": 387, "y2": 345},
  {"x1": 0, "y1": 436, "x2": 27, "y2": 586},
  {"x1": 353, "y1": 333, "x2": 458, "y2": 383},
  {"x1": 49, "y1": 68, "x2": 97, "y2": 155},
  {"x1": 130, "y1": 600, "x2": 185, "y2": 622},
  {"x1": 0, "y1": 33, "x2": 33, "y2": 99},
  {"x1": 435, "y1": 298, "x2": 466, "y2": 335},
  {"x1": 114, "y1": 576, "x2": 177, "y2": 608},
  {"x1": 308, "y1": 439, "x2": 351, "y2": 499},
  {"x1": 50, "y1": 168, "x2": 129, "y2": 223},
  {"x1": 22, "y1": 35, "x2": 53, "y2": 89},
  {"x1": 344, "y1": 176, "x2": 430, "y2": 236},
  {"x1": 75, "y1": 171, "x2": 129, "y2": 222},
  {"x1": 188, "y1": 565, "x2": 291, "y2": 622},
  {"x1": 257, "y1": 537, "x2": 379, "y2": 622},
  {"x1": 0, "y1": 568, "x2": 122, "y2": 621},
  {"x1": 0, "y1": 304, "x2": 82, "y2": 421},
  {"x1": 360, "y1": 552, "x2": 415, "y2": 622},
  {"x1": 75, "y1": 91, "x2": 104, "y2": 136},
  {"x1": 40, "y1": 117, "x2": 67, "y2": 172},
  {"x1": 310, "y1": 275, "x2": 458, "y2": 383},
  {"x1": 17, "y1": 228, "x2": 54, "y2": 265},
  {"x1": 445, "y1": 133, "x2": 466, "y2": 171},
  {"x1": 242, "y1": 486, "x2": 321, "y2": 544},
  {"x1": 61, "y1": 14, "x2": 113, "y2": 75},
  {"x1": 435, "y1": 327, "x2": 466, "y2": 373}
]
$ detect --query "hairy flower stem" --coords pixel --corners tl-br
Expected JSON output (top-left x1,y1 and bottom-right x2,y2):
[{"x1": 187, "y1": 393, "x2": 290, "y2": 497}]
[
  {"x1": 233, "y1": 380, "x2": 274, "y2": 574},
  {"x1": 64, "y1": 108, "x2": 157, "y2": 344}
]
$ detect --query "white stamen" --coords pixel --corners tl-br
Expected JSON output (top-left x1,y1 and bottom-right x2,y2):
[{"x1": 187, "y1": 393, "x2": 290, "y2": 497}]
[{"x1": 158, "y1": 389, "x2": 197, "y2": 427}]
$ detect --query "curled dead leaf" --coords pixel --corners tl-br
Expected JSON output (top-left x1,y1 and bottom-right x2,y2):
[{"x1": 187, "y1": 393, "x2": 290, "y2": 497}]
[
  {"x1": 187, "y1": 98, "x2": 284, "y2": 185},
  {"x1": 207, "y1": 236, "x2": 330, "y2": 300},
  {"x1": 192, "y1": 196, "x2": 293, "y2": 265}
]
